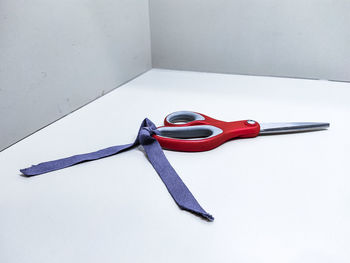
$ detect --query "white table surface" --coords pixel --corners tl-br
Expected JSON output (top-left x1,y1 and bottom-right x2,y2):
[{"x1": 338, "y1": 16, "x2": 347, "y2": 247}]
[{"x1": 1, "y1": 69, "x2": 349, "y2": 263}]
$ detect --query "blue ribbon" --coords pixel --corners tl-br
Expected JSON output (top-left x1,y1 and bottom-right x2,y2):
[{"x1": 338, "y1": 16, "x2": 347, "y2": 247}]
[{"x1": 20, "y1": 118, "x2": 214, "y2": 221}]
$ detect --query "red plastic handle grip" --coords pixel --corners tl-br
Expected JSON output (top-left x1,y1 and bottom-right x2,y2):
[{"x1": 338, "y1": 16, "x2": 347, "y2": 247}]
[{"x1": 154, "y1": 119, "x2": 260, "y2": 152}]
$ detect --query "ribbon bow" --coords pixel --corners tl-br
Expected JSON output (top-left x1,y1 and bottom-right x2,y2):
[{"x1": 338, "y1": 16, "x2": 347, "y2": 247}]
[{"x1": 20, "y1": 118, "x2": 214, "y2": 221}]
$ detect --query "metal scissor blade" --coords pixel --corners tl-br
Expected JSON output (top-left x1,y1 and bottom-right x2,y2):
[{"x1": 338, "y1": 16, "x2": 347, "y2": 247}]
[{"x1": 259, "y1": 122, "x2": 330, "y2": 135}]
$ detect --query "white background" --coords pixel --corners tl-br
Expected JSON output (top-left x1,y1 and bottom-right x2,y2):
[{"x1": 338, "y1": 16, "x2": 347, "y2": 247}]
[{"x1": 1, "y1": 69, "x2": 349, "y2": 263}]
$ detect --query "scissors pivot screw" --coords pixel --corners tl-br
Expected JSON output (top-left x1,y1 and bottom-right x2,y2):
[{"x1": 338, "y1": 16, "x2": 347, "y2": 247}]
[{"x1": 246, "y1": 120, "x2": 256, "y2": 125}]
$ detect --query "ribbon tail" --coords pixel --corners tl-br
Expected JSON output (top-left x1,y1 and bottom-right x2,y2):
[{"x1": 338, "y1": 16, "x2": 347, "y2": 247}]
[
  {"x1": 20, "y1": 117, "x2": 214, "y2": 221},
  {"x1": 20, "y1": 143, "x2": 136, "y2": 176},
  {"x1": 142, "y1": 140, "x2": 214, "y2": 221}
]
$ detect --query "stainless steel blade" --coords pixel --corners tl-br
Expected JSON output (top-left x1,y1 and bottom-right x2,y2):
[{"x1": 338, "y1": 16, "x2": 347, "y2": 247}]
[{"x1": 259, "y1": 122, "x2": 330, "y2": 135}]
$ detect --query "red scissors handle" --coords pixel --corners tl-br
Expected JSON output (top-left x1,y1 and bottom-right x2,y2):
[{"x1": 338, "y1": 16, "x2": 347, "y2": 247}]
[{"x1": 153, "y1": 111, "x2": 260, "y2": 152}]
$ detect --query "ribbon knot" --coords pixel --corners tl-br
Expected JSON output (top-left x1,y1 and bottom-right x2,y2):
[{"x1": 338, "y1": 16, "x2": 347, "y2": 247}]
[
  {"x1": 20, "y1": 118, "x2": 214, "y2": 221},
  {"x1": 138, "y1": 119, "x2": 160, "y2": 145}
]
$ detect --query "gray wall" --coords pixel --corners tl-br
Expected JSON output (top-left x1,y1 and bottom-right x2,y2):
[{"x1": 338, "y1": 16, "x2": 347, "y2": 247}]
[
  {"x1": 0, "y1": 0, "x2": 151, "y2": 150},
  {"x1": 1, "y1": 0, "x2": 349, "y2": 150},
  {"x1": 150, "y1": 0, "x2": 350, "y2": 81}
]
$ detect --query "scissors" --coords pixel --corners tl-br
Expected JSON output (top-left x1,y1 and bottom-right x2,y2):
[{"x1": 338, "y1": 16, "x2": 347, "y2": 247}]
[{"x1": 153, "y1": 111, "x2": 329, "y2": 152}]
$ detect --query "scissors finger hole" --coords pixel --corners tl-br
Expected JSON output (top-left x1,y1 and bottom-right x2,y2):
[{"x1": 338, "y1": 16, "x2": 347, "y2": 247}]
[
  {"x1": 166, "y1": 111, "x2": 205, "y2": 125},
  {"x1": 157, "y1": 125, "x2": 222, "y2": 140}
]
